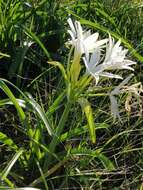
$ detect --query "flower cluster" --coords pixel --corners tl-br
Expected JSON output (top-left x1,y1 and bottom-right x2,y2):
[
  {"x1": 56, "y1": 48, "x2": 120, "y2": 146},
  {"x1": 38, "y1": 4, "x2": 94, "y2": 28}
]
[
  {"x1": 68, "y1": 18, "x2": 136, "y2": 84},
  {"x1": 67, "y1": 18, "x2": 137, "y2": 120}
]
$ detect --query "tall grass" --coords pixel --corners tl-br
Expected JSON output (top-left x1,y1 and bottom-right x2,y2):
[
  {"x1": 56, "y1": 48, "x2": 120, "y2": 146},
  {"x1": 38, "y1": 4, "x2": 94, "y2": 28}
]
[{"x1": 0, "y1": 0, "x2": 143, "y2": 189}]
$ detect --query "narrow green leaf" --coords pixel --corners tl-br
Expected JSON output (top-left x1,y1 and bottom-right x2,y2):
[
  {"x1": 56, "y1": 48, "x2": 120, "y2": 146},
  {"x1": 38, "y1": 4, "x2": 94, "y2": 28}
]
[
  {"x1": 0, "y1": 52, "x2": 10, "y2": 58},
  {"x1": 3, "y1": 188, "x2": 40, "y2": 190},
  {"x1": 0, "y1": 98, "x2": 26, "y2": 108},
  {"x1": 24, "y1": 28, "x2": 51, "y2": 60},
  {"x1": 78, "y1": 98, "x2": 96, "y2": 144},
  {"x1": 36, "y1": 160, "x2": 49, "y2": 190},
  {"x1": 30, "y1": 158, "x2": 67, "y2": 187},
  {"x1": 26, "y1": 93, "x2": 53, "y2": 136},
  {"x1": 70, "y1": 148, "x2": 115, "y2": 170},
  {"x1": 27, "y1": 67, "x2": 54, "y2": 88},
  {"x1": 98, "y1": 153, "x2": 115, "y2": 170},
  {"x1": 0, "y1": 132, "x2": 18, "y2": 150},
  {"x1": 47, "y1": 61, "x2": 68, "y2": 81},
  {"x1": 60, "y1": 123, "x2": 109, "y2": 141},
  {"x1": 0, "y1": 81, "x2": 25, "y2": 121},
  {"x1": 1, "y1": 149, "x2": 24, "y2": 180},
  {"x1": 46, "y1": 91, "x2": 65, "y2": 117}
]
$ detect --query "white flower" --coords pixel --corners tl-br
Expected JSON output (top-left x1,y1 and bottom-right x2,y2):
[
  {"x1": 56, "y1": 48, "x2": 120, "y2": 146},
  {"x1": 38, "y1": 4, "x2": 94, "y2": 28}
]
[
  {"x1": 83, "y1": 48, "x2": 123, "y2": 85},
  {"x1": 83, "y1": 34, "x2": 136, "y2": 84},
  {"x1": 67, "y1": 18, "x2": 108, "y2": 55},
  {"x1": 23, "y1": 40, "x2": 33, "y2": 47},
  {"x1": 109, "y1": 74, "x2": 133, "y2": 121},
  {"x1": 103, "y1": 35, "x2": 136, "y2": 71}
]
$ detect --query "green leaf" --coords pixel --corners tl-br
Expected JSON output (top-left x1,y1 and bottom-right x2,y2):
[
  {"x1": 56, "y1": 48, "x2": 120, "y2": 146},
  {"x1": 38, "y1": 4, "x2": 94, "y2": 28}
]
[
  {"x1": 47, "y1": 61, "x2": 68, "y2": 82},
  {"x1": 78, "y1": 98, "x2": 96, "y2": 144},
  {"x1": 1, "y1": 149, "x2": 24, "y2": 180},
  {"x1": 0, "y1": 80, "x2": 25, "y2": 121},
  {"x1": 24, "y1": 28, "x2": 51, "y2": 60},
  {"x1": 60, "y1": 123, "x2": 109, "y2": 142},
  {"x1": 26, "y1": 93, "x2": 53, "y2": 136},
  {"x1": 70, "y1": 147, "x2": 115, "y2": 170},
  {"x1": 0, "y1": 52, "x2": 10, "y2": 58},
  {"x1": 0, "y1": 132, "x2": 18, "y2": 151},
  {"x1": 46, "y1": 91, "x2": 65, "y2": 117},
  {"x1": 14, "y1": 188, "x2": 40, "y2": 190},
  {"x1": 98, "y1": 153, "x2": 115, "y2": 170},
  {"x1": 0, "y1": 98, "x2": 26, "y2": 108}
]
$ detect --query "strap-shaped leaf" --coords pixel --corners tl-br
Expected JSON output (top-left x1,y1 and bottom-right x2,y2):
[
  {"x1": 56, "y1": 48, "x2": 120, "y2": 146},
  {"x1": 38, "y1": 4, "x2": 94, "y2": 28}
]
[
  {"x1": 0, "y1": 80, "x2": 25, "y2": 121},
  {"x1": 48, "y1": 61, "x2": 68, "y2": 82},
  {"x1": 78, "y1": 98, "x2": 96, "y2": 144},
  {"x1": 26, "y1": 93, "x2": 53, "y2": 137},
  {"x1": 60, "y1": 123, "x2": 109, "y2": 142},
  {"x1": 1, "y1": 149, "x2": 24, "y2": 180}
]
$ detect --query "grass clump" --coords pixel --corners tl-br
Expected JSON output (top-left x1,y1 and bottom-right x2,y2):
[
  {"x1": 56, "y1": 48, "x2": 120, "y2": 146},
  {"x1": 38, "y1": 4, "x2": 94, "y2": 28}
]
[{"x1": 0, "y1": 0, "x2": 143, "y2": 189}]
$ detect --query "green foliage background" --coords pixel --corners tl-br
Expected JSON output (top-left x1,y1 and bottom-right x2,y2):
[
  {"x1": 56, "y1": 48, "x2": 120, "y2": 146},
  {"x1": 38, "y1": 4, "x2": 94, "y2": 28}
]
[{"x1": 0, "y1": 0, "x2": 143, "y2": 189}]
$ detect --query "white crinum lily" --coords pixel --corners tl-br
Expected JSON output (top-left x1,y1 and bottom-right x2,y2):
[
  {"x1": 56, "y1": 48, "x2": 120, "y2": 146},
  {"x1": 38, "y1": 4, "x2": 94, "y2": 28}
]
[
  {"x1": 83, "y1": 34, "x2": 136, "y2": 84},
  {"x1": 67, "y1": 18, "x2": 108, "y2": 83},
  {"x1": 109, "y1": 74, "x2": 134, "y2": 121},
  {"x1": 103, "y1": 35, "x2": 136, "y2": 71},
  {"x1": 67, "y1": 18, "x2": 108, "y2": 55}
]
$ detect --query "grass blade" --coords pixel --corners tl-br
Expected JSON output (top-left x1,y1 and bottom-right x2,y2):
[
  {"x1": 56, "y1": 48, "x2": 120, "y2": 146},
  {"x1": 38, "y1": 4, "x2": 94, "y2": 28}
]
[
  {"x1": 1, "y1": 149, "x2": 24, "y2": 180},
  {"x1": 70, "y1": 147, "x2": 115, "y2": 170},
  {"x1": 26, "y1": 93, "x2": 53, "y2": 136},
  {"x1": 79, "y1": 98, "x2": 96, "y2": 144},
  {"x1": 0, "y1": 80, "x2": 25, "y2": 121},
  {"x1": 24, "y1": 28, "x2": 51, "y2": 60}
]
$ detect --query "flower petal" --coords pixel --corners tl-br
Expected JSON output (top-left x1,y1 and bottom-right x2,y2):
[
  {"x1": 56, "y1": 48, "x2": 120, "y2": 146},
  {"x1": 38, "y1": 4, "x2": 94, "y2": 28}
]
[{"x1": 67, "y1": 18, "x2": 76, "y2": 37}]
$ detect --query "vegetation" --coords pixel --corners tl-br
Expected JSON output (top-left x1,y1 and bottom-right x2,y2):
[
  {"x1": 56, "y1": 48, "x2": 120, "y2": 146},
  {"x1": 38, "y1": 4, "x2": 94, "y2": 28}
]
[{"x1": 0, "y1": 0, "x2": 143, "y2": 189}]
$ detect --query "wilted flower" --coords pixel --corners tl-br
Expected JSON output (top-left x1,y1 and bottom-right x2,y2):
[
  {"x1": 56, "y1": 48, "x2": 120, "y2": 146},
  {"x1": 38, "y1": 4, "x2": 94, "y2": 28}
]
[
  {"x1": 109, "y1": 74, "x2": 133, "y2": 121},
  {"x1": 124, "y1": 82, "x2": 143, "y2": 116},
  {"x1": 83, "y1": 34, "x2": 136, "y2": 84}
]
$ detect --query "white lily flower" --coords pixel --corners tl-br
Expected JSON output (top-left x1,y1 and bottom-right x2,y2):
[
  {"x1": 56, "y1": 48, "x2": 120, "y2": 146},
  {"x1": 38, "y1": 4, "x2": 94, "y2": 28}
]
[
  {"x1": 83, "y1": 34, "x2": 136, "y2": 84},
  {"x1": 67, "y1": 18, "x2": 108, "y2": 55},
  {"x1": 102, "y1": 35, "x2": 136, "y2": 71},
  {"x1": 109, "y1": 74, "x2": 133, "y2": 121},
  {"x1": 83, "y1": 48, "x2": 123, "y2": 85}
]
